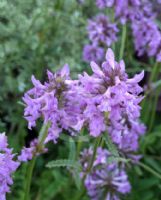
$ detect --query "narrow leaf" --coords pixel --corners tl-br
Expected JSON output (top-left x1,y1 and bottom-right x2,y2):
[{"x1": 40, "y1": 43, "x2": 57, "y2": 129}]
[{"x1": 46, "y1": 159, "x2": 82, "y2": 170}]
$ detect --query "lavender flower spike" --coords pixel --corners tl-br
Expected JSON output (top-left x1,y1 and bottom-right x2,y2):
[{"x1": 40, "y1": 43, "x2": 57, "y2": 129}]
[
  {"x1": 23, "y1": 65, "x2": 84, "y2": 143},
  {"x1": 0, "y1": 133, "x2": 19, "y2": 200},
  {"x1": 79, "y1": 48, "x2": 145, "y2": 152}
]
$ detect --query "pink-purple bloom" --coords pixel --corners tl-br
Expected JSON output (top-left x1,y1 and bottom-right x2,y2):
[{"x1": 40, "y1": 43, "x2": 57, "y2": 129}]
[
  {"x1": 0, "y1": 133, "x2": 19, "y2": 200},
  {"x1": 18, "y1": 139, "x2": 47, "y2": 162},
  {"x1": 80, "y1": 147, "x2": 131, "y2": 200},
  {"x1": 23, "y1": 49, "x2": 145, "y2": 153},
  {"x1": 79, "y1": 48, "x2": 145, "y2": 152},
  {"x1": 23, "y1": 65, "x2": 83, "y2": 143},
  {"x1": 132, "y1": 17, "x2": 161, "y2": 62},
  {"x1": 83, "y1": 14, "x2": 118, "y2": 63},
  {"x1": 95, "y1": 0, "x2": 161, "y2": 61}
]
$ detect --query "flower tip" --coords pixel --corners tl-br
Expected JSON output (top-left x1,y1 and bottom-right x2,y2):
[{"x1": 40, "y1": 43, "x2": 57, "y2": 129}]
[
  {"x1": 61, "y1": 64, "x2": 70, "y2": 77},
  {"x1": 105, "y1": 48, "x2": 115, "y2": 69},
  {"x1": 90, "y1": 61, "x2": 104, "y2": 76},
  {"x1": 47, "y1": 70, "x2": 54, "y2": 80}
]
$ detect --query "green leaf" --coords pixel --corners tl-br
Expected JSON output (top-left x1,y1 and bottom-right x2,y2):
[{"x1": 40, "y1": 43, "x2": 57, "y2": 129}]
[
  {"x1": 46, "y1": 159, "x2": 82, "y2": 170},
  {"x1": 107, "y1": 156, "x2": 129, "y2": 164},
  {"x1": 72, "y1": 169, "x2": 82, "y2": 190},
  {"x1": 60, "y1": 133, "x2": 89, "y2": 143}
]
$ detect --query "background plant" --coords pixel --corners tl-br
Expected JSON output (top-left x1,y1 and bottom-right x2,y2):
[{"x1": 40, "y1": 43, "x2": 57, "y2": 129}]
[{"x1": 0, "y1": 0, "x2": 161, "y2": 200}]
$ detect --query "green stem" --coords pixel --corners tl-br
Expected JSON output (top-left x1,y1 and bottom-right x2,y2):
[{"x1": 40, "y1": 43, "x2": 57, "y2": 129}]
[
  {"x1": 38, "y1": 122, "x2": 51, "y2": 150},
  {"x1": 143, "y1": 62, "x2": 159, "y2": 123},
  {"x1": 119, "y1": 24, "x2": 127, "y2": 60},
  {"x1": 24, "y1": 122, "x2": 50, "y2": 200},
  {"x1": 149, "y1": 62, "x2": 159, "y2": 83},
  {"x1": 111, "y1": 8, "x2": 115, "y2": 52},
  {"x1": 86, "y1": 137, "x2": 102, "y2": 174},
  {"x1": 138, "y1": 161, "x2": 161, "y2": 180},
  {"x1": 76, "y1": 128, "x2": 84, "y2": 158},
  {"x1": 148, "y1": 87, "x2": 160, "y2": 132},
  {"x1": 24, "y1": 157, "x2": 36, "y2": 200},
  {"x1": 75, "y1": 137, "x2": 102, "y2": 200}
]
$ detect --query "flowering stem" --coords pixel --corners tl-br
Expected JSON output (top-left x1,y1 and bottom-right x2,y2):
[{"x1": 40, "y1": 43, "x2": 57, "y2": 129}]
[
  {"x1": 24, "y1": 157, "x2": 36, "y2": 200},
  {"x1": 81, "y1": 136, "x2": 102, "y2": 182},
  {"x1": 75, "y1": 137, "x2": 102, "y2": 200},
  {"x1": 119, "y1": 24, "x2": 126, "y2": 60},
  {"x1": 149, "y1": 62, "x2": 159, "y2": 83},
  {"x1": 24, "y1": 122, "x2": 50, "y2": 200},
  {"x1": 148, "y1": 87, "x2": 160, "y2": 132},
  {"x1": 86, "y1": 136, "x2": 102, "y2": 174},
  {"x1": 111, "y1": 8, "x2": 115, "y2": 52},
  {"x1": 76, "y1": 128, "x2": 84, "y2": 158},
  {"x1": 38, "y1": 122, "x2": 51, "y2": 150},
  {"x1": 143, "y1": 62, "x2": 159, "y2": 124}
]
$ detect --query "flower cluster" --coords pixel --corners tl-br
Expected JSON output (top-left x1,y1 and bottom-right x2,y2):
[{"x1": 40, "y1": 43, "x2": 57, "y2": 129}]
[
  {"x1": 83, "y1": 14, "x2": 118, "y2": 63},
  {"x1": 0, "y1": 133, "x2": 19, "y2": 200},
  {"x1": 80, "y1": 147, "x2": 131, "y2": 200},
  {"x1": 132, "y1": 17, "x2": 161, "y2": 62},
  {"x1": 95, "y1": 0, "x2": 153, "y2": 24},
  {"x1": 23, "y1": 64, "x2": 83, "y2": 143},
  {"x1": 80, "y1": 49, "x2": 145, "y2": 152},
  {"x1": 94, "y1": 0, "x2": 161, "y2": 61},
  {"x1": 24, "y1": 49, "x2": 145, "y2": 152}
]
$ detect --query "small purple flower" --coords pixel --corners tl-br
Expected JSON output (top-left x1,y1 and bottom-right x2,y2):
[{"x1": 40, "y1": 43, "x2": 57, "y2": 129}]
[
  {"x1": 0, "y1": 133, "x2": 19, "y2": 200},
  {"x1": 87, "y1": 14, "x2": 118, "y2": 46},
  {"x1": 18, "y1": 139, "x2": 48, "y2": 162},
  {"x1": 80, "y1": 147, "x2": 131, "y2": 200},
  {"x1": 83, "y1": 44, "x2": 104, "y2": 63}
]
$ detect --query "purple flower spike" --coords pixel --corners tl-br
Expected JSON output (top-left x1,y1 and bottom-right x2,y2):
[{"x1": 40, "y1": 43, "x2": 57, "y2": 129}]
[
  {"x1": 0, "y1": 133, "x2": 19, "y2": 200},
  {"x1": 79, "y1": 48, "x2": 145, "y2": 152},
  {"x1": 23, "y1": 65, "x2": 84, "y2": 143},
  {"x1": 132, "y1": 17, "x2": 161, "y2": 61}
]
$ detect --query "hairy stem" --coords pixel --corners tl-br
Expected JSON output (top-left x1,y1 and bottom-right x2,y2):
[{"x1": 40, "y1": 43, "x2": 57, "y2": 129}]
[
  {"x1": 75, "y1": 137, "x2": 102, "y2": 200},
  {"x1": 24, "y1": 157, "x2": 36, "y2": 200},
  {"x1": 143, "y1": 62, "x2": 159, "y2": 124},
  {"x1": 148, "y1": 88, "x2": 160, "y2": 132},
  {"x1": 119, "y1": 24, "x2": 127, "y2": 60},
  {"x1": 24, "y1": 122, "x2": 50, "y2": 200}
]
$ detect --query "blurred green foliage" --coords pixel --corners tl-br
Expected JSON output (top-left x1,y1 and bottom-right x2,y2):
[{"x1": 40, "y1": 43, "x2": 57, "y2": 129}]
[{"x1": 0, "y1": 0, "x2": 87, "y2": 134}]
